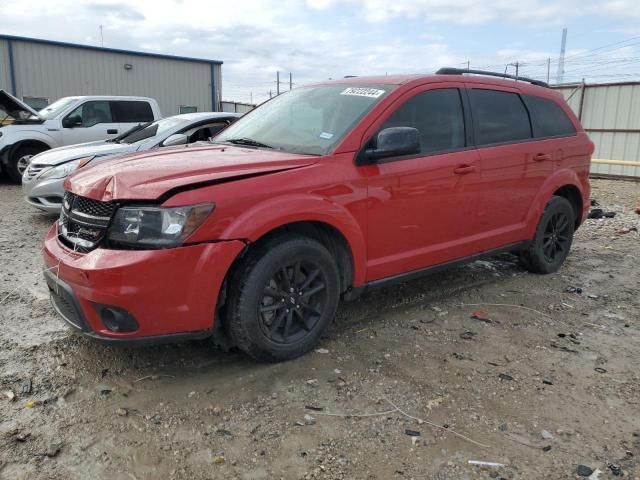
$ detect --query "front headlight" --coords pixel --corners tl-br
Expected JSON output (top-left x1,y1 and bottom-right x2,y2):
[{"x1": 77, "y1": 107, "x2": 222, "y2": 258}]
[
  {"x1": 107, "y1": 204, "x2": 214, "y2": 248},
  {"x1": 40, "y1": 157, "x2": 91, "y2": 179}
]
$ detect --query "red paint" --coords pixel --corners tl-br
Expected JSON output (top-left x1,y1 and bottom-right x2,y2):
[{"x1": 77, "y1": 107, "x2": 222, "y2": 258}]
[{"x1": 47, "y1": 74, "x2": 592, "y2": 342}]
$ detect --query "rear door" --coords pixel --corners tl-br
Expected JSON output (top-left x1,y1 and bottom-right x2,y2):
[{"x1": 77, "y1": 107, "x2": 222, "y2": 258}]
[
  {"x1": 466, "y1": 86, "x2": 540, "y2": 250},
  {"x1": 364, "y1": 84, "x2": 482, "y2": 281},
  {"x1": 112, "y1": 100, "x2": 155, "y2": 133},
  {"x1": 61, "y1": 100, "x2": 120, "y2": 145}
]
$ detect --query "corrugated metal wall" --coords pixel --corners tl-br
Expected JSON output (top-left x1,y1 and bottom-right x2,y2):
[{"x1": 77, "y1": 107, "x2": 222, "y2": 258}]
[
  {"x1": 0, "y1": 37, "x2": 222, "y2": 116},
  {"x1": 0, "y1": 39, "x2": 12, "y2": 92},
  {"x1": 554, "y1": 82, "x2": 640, "y2": 178}
]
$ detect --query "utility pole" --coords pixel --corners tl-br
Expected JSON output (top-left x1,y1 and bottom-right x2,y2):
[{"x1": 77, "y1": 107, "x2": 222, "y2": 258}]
[
  {"x1": 466, "y1": 60, "x2": 470, "y2": 71},
  {"x1": 250, "y1": 92, "x2": 253, "y2": 104},
  {"x1": 289, "y1": 72, "x2": 292, "y2": 91},
  {"x1": 546, "y1": 57, "x2": 551, "y2": 84},
  {"x1": 276, "y1": 71, "x2": 280, "y2": 96},
  {"x1": 269, "y1": 90, "x2": 272, "y2": 99},
  {"x1": 514, "y1": 61, "x2": 519, "y2": 80},
  {"x1": 99, "y1": 25, "x2": 104, "y2": 47},
  {"x1": 557, "y1": 27, "x2": 567, "y2": 84}
]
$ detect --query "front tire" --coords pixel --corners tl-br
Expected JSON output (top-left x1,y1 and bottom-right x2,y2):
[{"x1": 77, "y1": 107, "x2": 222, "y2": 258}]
[
  {"x1": 8, "y1": 145, "x2": 47, "y2": 183},
  {"x1": 226, "y1": 235, "x2": 341, "y2": 362},
  {"x1": 521, "y1": 196, "x2": 575, "y2": 274}
]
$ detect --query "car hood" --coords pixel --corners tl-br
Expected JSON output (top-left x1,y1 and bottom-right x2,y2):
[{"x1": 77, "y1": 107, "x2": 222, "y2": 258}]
[
  {"x1": 0, "y1": 90, "x2": 43, "y2": 122},
  {"x1": 65, "y1": 144, "x2": 318, "y2": 201},
  {"x1": 31, "y1": 141, "x2": 137, "y2": 166}
]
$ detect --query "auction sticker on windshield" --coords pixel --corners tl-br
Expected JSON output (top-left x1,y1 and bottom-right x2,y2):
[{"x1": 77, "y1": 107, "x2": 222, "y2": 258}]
[{"x1": 340, "y1": 87, "x2": 385, "y2": 98}]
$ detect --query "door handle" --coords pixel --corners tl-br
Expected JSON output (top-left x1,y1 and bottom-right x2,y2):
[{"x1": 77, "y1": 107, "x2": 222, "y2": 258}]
[
  {"x1": 453, "y1": 164, "x2": 476, "y2": 175},
  {"x1": 533, "y1": 153, "x2": 551, "y2": 162},
  {"x1": 107, "y1": 129, "x2": 118, "y2": 134}
]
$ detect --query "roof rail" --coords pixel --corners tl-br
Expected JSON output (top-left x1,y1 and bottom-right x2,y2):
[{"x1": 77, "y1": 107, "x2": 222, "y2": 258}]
[{"x1": 436, "y1": 67, "x2": 549, "y2": 88}]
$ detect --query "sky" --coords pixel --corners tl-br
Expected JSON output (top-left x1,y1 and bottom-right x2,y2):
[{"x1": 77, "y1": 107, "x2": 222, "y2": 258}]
[{"x1": 1, "y1": 0, "x2": 640, "y2": 104}]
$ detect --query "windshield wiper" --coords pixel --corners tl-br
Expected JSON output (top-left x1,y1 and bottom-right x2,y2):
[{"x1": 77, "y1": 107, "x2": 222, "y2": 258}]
[
  {"x1": 223, "y1": 137, "x2": 273, "y2": 149},
  {"x1": 108, "y1": 122, "x2": 151, "y2": 143}
]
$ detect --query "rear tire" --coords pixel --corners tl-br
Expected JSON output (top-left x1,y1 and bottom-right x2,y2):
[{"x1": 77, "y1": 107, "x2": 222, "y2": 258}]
[
  {"x1": 521, "y1": 196, "x2": 575, "y2": 274},
  {"x1": 226, "y1": 235, "x2": 341, "y2": 362},
  {"x1": 8, "y1": 145, "x2": 47, "y2": 183}
]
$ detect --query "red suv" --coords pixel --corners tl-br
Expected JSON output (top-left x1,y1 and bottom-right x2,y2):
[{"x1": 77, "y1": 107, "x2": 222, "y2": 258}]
[{"x1": 43, "y1": 68, "x2": 593, "y2": 361}]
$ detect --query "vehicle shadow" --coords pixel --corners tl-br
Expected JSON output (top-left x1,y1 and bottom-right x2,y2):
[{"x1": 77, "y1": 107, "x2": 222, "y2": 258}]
[{"x1": 57, "y1": 253, "x2": 523, "y2": 387}]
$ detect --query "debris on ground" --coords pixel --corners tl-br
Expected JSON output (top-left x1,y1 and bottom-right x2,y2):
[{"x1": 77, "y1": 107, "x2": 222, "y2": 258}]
[
  {"x1": 303, "y1": 414, "x2": 316, "y2": 425},
  {"x1": 21, "y1": 379, "x2": 32, "y2": 394},
  {"x1": 576, "y1": 465, "x2": 594, "y2": 476},
  {"x1": 304, "y1": 405, "x2": 324, "y2": 411},
  {"x1": 405, "y1": 429, "x2": 421, "y2": 437},
  {"x1": 468, "y1": 460, "x2": 505, "y2": 467},
  {"x1": 470, "y1": 309, "x2": 492, "y2": 322},
  {"x1": 459, "y1": 331, "x2": 477, "y2": 340},
  {"x1": 587, "y1": 208, "x2": 617, "y2": 219},
  {"x1": 314, "y1": 348, "x2": 330, "y2": 354},
  {"x1": 3, "y1": 390, "x2": 15, "y2": 401},
  {"x1": 115, "y1": 407, "x2": 128, "y2": 416},
  {"x1": 498, "y1": 373, "x2": 514, "y2": 381},
  {"x1": 541, "y1": 430, "x2": 553, "y2": 440},
  {"x1": 607, "y1": 463, "x2": 623, "y2": 476}
]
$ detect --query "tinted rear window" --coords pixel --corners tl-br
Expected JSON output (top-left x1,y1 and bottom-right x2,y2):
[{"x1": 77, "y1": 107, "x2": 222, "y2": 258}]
[
  {"x1": 469, "y1": 89, "x2": 532, "y2": 146},
  {"x1": 524, "y1": 95, "x2": 576, "y2": 138},
  {"x1": 112, "y1": 101, "x2": 154, "y2": 123}
]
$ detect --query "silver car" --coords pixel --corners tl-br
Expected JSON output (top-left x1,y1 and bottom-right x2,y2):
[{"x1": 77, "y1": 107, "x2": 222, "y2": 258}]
[{"x1": 22, "y1": 112, "x2": 241, "y2": 213}]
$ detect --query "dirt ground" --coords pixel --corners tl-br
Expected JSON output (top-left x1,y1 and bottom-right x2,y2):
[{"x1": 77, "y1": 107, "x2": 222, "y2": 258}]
[{"x1": 0, "y1": 178, "x2": 639, "y2": 480}]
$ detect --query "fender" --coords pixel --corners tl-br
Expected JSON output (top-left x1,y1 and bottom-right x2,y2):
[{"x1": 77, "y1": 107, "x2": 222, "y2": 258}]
[
  {"x1": 0, "y1": 129, "x2": 55, "y2": 165},
  {"x1": 524, "y1": 168, "x2": 587, "y2": 239},
  {"x1": 178, "y1": 192, "x2": 368, "y2": 287},
  {"x1": 225, "y1": 194, "x2": 367, "y2": 286}
]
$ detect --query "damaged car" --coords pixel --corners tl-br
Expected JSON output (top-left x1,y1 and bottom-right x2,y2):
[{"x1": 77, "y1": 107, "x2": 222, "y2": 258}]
[
  {"x1": 43, "y1": 69, "x2": 593, "y2": 362},
  {"x1": 22, "y1": 112, "x2": 240, "y2": 213}
]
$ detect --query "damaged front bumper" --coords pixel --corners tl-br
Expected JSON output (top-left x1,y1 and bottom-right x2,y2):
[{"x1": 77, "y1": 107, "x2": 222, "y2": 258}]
[{"x1": 43, "y1": 224, "x2": 245, "y2": 345}]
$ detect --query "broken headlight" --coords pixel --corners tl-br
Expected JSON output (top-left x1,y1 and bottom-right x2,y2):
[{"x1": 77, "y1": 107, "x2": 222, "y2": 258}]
[{"x1": 107, "y1": 204, "x2": 214, "y2": 248}]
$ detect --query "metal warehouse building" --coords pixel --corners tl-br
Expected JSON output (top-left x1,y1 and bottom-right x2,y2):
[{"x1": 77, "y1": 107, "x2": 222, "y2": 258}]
[{"x1": 0, "y1": 34, "x2": 223, "y2": 115}]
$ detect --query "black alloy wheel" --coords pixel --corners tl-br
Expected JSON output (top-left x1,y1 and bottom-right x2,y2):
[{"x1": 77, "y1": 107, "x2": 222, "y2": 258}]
[
  {"x1": 258, "y1": 261, "x2": 328, "y2": 344},
  {"x1": 521, "y1": 195, "x2": 575, "y2": 274},
  {"x1": 541, "y1": 211, "x2": 571, "y2": 263},
  {"x1": 226, "y1": 235, "x2": 341, "y2": 362}
]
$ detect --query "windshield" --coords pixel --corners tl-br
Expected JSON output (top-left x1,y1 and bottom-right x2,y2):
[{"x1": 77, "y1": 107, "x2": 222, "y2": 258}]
[
  {"x1": 38, "y1": 97, "x2": 78, "y2": 119},
  {"x1": 215, "y1": 84, "x2": 393, "y2": 155},
  {"x1": 119, "y1": 116, "x2": 187, "y2": 144}
]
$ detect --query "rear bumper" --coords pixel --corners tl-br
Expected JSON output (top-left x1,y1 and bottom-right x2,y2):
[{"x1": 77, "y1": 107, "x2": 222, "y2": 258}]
[{"x1": 43, "y1": 224, "x2": 246, "y2": 343}]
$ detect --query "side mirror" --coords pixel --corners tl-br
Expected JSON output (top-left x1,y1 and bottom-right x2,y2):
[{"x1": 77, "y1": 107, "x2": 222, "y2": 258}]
[
  {"x1": 62, "y1": 115, "x2": 82, "y2": 128},
  {"x1": 162, "y1": 133, "x2": 188, "y2": 147},
  {"x1": 363, "y1": 127, "x2": 421, "y2": 163}
]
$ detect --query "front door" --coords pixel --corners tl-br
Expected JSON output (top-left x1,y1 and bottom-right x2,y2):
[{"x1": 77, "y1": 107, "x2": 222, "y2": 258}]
[
  {"x1": 62, "y1": 100, "x2": 120, "y2": 145},
  {"x1": 363, "y1": 85, "x2": 482, "y2": 282}
]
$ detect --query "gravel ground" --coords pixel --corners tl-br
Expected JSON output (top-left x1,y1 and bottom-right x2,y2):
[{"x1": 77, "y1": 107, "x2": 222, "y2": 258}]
[{"x1": 0, "y1": 178, "x2": 639, "y2": 480}]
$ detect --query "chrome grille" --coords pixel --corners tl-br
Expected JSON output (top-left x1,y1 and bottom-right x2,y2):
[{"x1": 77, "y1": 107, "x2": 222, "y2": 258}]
[
  {"x1": 24, "y1": 163, "x2": 49, "y2": 180},
  {"x1": 58, "y1": 192, "x2": 115, "y2": 252}
]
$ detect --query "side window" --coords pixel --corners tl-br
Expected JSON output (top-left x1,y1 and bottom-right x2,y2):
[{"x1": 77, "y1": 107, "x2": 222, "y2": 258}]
[
  {"x1": 468, "y1": 89, "x2": 532, "y2": 146},
  {"x1": 524, "y1": 95, "x2": 576, "y2": 138},
  {"x1": 185, "y1": 123, "x2": 228, "y2": 142},
  {"x1": 66, "y1": 101, "x2": 113, "y2": 127},
  {"x1": 112, "y1": 101, "x2": 154, "y2": 123},
  {"x1": 379, "y1": 89, "x2": 465, "y2": 155}
]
